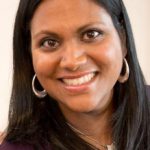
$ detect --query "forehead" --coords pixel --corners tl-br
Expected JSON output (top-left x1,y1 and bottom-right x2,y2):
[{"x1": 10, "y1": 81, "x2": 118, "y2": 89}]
[{"x1": 31, "y1": 0, "x2": 113, "y2": 34}]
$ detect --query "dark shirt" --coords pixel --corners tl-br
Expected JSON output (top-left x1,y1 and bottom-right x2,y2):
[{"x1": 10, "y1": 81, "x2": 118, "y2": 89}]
[
  {"x1": 0, "y1": 86, "x2": 150, "y2": 150},
  {"x1": 0, "y1": 142, "x2": 52, "y2": 150},
  {"x1": 0, "y1": 142, "x2": 34, "y2": 150}
]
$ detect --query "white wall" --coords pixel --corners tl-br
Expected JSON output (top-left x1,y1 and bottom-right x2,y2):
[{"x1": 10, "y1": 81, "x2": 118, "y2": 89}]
[
  {"x1": 0, "y1": 1, "x2": 19, "y2": 131},
  {"x1": 0, "y1": 0, "x2": 150, "y2": 132},
  {"x1": 124, "y1": 0, "x2": 150, "y2": 83}
]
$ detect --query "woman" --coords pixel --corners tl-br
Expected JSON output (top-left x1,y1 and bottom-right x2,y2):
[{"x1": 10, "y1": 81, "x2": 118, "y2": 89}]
[{"x1": 0, "y1": 0, "x2": 149, "y2": 150}]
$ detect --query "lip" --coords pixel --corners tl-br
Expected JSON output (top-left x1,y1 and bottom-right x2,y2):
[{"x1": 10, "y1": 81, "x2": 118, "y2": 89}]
[
  {"x1": 58, "y1": 72, "x2": 98, "y2": 94},
  {"x1": 57, "y1": 70, "x2": 98, "y2": 79}
]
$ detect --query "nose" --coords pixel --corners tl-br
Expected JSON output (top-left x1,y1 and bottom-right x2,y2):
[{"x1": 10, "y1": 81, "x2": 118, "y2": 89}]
[{"x1": 60, "y1": 43, "x2": 87, "y2": 71}]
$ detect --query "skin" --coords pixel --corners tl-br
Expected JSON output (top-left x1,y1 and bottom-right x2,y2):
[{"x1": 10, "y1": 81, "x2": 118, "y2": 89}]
[{"x1": 31, "y1": 0, "x2": 126, "y2": 147}]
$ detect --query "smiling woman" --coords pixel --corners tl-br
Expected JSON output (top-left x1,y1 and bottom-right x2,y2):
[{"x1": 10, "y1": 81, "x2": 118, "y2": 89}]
[
  {"x1": 0, "y1": 0, "x2": 149, "y2": 150},
  {"x1": 31, "y1": 0, "x2": 124, "y2": 115}
]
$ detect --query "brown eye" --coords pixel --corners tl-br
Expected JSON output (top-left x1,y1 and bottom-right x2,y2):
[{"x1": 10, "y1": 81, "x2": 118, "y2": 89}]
[
  {"x1": 82, "y1": 30, "x2": 102, "y2": 41},
  {"x1": 41, "y1": 39, "x2": 59, "y2": 49}
]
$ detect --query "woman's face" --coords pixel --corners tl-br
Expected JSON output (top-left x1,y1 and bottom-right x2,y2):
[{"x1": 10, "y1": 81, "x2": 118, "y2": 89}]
[{"x1": 31, "y1": 0, "x2": 125, "y2": 113}]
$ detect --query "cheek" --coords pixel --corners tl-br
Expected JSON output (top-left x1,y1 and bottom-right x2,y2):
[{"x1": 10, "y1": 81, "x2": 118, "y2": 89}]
[
  {"x1": 31, "y1": 50, "x2": 59, "y2": 77},
  {"x1": 88, "y1": 40, "x2": 123, "y2": 75}
]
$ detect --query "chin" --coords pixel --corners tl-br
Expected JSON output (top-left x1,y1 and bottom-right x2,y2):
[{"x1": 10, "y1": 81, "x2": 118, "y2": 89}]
[{"x1": 66, "y1": 101, "x2": 101, "y2": 113}]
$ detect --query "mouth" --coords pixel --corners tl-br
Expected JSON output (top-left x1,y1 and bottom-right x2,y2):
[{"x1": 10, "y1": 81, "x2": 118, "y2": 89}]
[{"x1": 59, "y1": 71, "x2": 98, "y2": 86}]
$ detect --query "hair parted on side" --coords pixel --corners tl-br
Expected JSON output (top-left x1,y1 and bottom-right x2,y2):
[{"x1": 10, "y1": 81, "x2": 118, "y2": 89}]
[{"x1": 4, "y1": 0, "x2": 150, "y2": 150}]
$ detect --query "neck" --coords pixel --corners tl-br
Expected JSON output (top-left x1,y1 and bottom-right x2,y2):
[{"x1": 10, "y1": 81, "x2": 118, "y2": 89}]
[{"x1": 59, "y1": 100, "x2": 114, "y2": 146}]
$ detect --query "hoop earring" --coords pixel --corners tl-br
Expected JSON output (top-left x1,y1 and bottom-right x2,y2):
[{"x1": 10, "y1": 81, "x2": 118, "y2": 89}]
[
  {"x1": 32, "y1": 74, "x2": 47, "y2": 98},
  {"x1": 118, "y1": 58, "x2": 129, "y2": 83}
]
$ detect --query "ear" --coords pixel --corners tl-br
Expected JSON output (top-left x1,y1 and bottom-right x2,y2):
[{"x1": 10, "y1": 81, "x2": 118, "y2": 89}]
[
  {"x1": 122, "y1": 42, "x2": 127, "y2": 58},
  {"x1": 120, "y1": 28, "x2": 127, "y2": 57}
]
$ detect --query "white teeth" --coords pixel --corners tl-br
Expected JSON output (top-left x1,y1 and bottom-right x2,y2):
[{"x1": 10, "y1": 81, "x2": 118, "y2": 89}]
[{"x1": 62, "y1": 72, "x2": 95, "y2": 86}]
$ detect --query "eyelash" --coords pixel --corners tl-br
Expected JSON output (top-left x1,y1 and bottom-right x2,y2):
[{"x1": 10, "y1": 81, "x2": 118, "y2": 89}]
[
  {"x1": 82, "y1": 29, "x2": 104, "y2": 42},
  {"x1": 39, "y1": 29, "x2": 104, "y2": 50},
  {"x1": 40, "y1": 38, "x2": 59, "y2": 50}
]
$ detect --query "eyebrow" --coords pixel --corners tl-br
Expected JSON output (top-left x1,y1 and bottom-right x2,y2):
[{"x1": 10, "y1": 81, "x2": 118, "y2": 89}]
[
  {"x1": 32, "y1": 22, "x2": 104, "y2": 39},
  {"x1": 32, "y1": 31, "x2": 60, "y2": 39}
]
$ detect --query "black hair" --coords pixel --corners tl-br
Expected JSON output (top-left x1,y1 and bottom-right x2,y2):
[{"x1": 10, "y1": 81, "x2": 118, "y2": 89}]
[{"x1": 4, "y1": 0, "x2": 150, "y2": 150}]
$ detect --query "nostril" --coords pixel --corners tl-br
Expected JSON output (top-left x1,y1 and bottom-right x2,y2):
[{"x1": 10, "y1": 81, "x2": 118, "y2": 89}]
[
  {"x1": 60, "y1": 54, "x2": 87, "y2": 71},
  {"x1": 59, "y1": 58, "x2": 80, "y2": 71}
]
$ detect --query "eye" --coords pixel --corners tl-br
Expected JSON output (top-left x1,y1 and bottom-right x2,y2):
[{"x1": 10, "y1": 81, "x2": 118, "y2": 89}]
[
  {"x1": 41, "y1": 38, "x2": 59, "y2": 50},
  {"x1": 82, "y1": 29, "x2": 103, "y2": 41}
]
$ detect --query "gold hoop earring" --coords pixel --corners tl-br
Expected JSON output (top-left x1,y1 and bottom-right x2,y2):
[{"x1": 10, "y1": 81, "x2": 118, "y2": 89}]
[
  {"x1": 118, "y1": 58, "x2": 129, "y2": 83},
  {"x1": 32, "y1": 74, "x2": 47, "y2": 98}
]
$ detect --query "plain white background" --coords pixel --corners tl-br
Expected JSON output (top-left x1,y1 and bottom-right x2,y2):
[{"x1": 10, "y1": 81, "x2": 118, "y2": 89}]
[{"x1": 0, "y1": 0, "x2": 150, "y2": 132}]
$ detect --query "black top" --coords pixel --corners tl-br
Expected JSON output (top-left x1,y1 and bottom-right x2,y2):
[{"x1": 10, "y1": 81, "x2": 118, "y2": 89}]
[{"x1": 0, "y1": 142, "x2": 34, "y2": 150}]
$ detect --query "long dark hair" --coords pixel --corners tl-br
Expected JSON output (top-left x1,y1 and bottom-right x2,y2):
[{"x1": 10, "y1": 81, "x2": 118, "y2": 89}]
[{"x1": 4, "y1": 0, "x2": 150, "y2": 149}]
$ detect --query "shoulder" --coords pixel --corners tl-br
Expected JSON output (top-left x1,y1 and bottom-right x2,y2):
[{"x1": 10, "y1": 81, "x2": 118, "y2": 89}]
[{"x1": 0, "y1": 141, "x2": 33, "y2": 150}]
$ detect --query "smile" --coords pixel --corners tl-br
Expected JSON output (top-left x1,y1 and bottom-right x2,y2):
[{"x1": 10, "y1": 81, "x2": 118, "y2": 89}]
[{"x1": 61, "y1": 72, "x2": 96, "y2": 86}]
